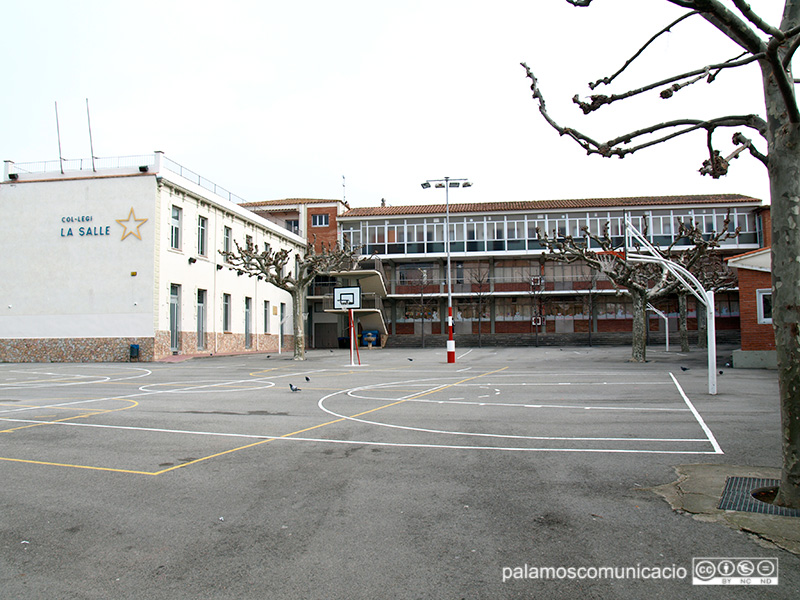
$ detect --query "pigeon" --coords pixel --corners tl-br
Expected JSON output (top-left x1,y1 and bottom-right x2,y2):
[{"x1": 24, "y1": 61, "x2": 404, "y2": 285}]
[
  {"x1": 289, "y1": 383, "x2": 301, "y2": 392},
  {"x1": 305, "y1": 376, "x2": 310, "y2": 382},
  {"x1": 266, "y1": 355, "x2": 271, "y2": 359},
  {"x1": 719, "y1": 370, "x2": 724, "y2": 375},
  {"x1": 408, "y1": 358, "x2": 413, "y2": 361},
  {"x1": 680, "y1": 366, "x2": 690, "y2": 371}
]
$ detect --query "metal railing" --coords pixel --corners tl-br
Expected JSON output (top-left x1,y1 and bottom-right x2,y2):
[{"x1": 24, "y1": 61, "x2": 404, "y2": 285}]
[
  {"x1": 7, "y1": 153, "x2": 250, "y2": 205},
  {"x1": 161, "y1": 156, "x2": 248, "y2": 204},
  {"x1": 8, "y1": 154, "x2": 155, "y2": 175}
]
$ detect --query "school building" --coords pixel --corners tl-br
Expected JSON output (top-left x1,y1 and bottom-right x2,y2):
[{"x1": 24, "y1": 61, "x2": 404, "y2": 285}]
[{"x1": 1, "y1": 152, "x2": 305, "y2": 362}]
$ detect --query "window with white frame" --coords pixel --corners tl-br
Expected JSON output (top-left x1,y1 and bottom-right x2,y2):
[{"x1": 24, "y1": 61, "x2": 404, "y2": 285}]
[
  {"x1": 170, "y1": 206, "x2": 182, "y2": 250},
  {"x1": 197, "y1": 216, "x2": 208, "y2": 256},
  {"x1": 264, "y1": 300, "x2": 270, "y2": 334},
  {"x1": 756, "y1": 288, "x2": 773, "y2": 324},
  {"x1": 223, "y1": 293, "x2": 232, "y2": 332},
  {"x1": 312, "y1": 213, "x2": 329, "y2": 227},
  {"x1": 223, "y1": 226, "x2": 232, "y2": 258}
]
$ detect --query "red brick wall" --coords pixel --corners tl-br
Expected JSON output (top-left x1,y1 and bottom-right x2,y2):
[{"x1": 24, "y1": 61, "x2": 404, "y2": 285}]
[
  {"x1": 307, "y1": 207, "x2": 339, "y2": 252},
  {"x1": 737, "y1": 268, "x2": 775, "y2": 351},
  {"x1": 758, "y1": 208, "x2": 772, "y2": 247}
]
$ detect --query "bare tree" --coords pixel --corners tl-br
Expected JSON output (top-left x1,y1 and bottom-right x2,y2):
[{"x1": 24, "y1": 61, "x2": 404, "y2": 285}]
[
  {"x1": 674, "y1": 252, "x2": 738, "y2": 350},
  {"x1": 222, "y1": 239, "x2": 361, "y2": 360},
  {"x1": 537, "y1": 218, "x2": 736, "y2": 362},
  {"x1": 522, "y1": 0, "x2": 800, "y2": 508},
  {"x1": 469, "y1": 266, "x2": 491, "y2": 347}
]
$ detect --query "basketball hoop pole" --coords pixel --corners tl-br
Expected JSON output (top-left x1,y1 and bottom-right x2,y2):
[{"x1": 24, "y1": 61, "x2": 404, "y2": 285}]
[
  {"x1": 348, "y1": 308, "x2": 360, "y2": 367},
  {"x1": 624, "y1": 218, "x2": 717, "y2": 395}
]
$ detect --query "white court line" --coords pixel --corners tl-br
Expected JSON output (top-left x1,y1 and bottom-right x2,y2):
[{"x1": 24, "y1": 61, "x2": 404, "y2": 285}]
[
  {"x1": 669, "y1": 372, "x2": 723, "y2": 454},
  {"x1": 0, "y1": 418, "x2": 713, "y2": 448},
  {"x1": 410, "y1": 398, "x2": 688, "y2": 412},
  {"x1": 318, "y1": 386, "x2": 710, "y2": 445}
]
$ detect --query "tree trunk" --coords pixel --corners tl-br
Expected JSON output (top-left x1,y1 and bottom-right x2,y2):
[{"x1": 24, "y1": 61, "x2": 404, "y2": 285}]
[
  {"x1": 762, "y1": 6, "x2": 800, "y2": 507},
  {"x1": 768, "y1": 122, "x2": 800, "y2": 509},
  {"x1": 291, "y1": 287, "x2": 306, "y2": 360},
  {"x1": 678, "y1": 293, "x2": 690, "y2": 353},
  {"x1": 630, "y1": 290, "x2": 647, "y2": 363},
  {"x1": 696, "y1": 306, "x2": 707, "y2": 349}
]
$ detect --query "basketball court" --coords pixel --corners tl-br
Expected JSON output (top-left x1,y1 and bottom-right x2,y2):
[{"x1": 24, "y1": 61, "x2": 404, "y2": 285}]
[{"x1": 0, "y1": 346, "x2": 725, "y2": 476}]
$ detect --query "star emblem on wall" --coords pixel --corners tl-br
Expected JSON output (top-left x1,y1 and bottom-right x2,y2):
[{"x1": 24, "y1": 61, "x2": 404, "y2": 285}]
[{"x1": 116, "y1": 208, "x2": 148, "y2": 241}]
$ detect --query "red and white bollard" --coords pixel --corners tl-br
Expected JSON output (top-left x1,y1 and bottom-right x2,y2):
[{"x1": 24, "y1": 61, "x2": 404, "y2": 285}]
[{"x1": 447, "y1": 306, "x2": 455, "y2": 364}]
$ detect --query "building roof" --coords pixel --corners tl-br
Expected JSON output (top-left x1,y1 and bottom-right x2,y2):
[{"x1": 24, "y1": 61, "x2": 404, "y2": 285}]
[
  {"x1": 241, "y1": 198, "x2": 346, "y2": 208},
  {"x1": 340, "y1": 194, "x2": 763, "y2": 218},
  {"x1": 726, "y1": 247, "x2": 771, "y2": 272}
]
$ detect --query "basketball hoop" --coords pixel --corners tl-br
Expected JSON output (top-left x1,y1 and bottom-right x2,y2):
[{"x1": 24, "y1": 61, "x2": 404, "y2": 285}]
[{"x1": 596, "y1": 250, "x2": 624, "y2": 274}]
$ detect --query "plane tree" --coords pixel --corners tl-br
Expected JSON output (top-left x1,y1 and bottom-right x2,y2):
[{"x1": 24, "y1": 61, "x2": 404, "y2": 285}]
[
  {"x1": 536, "y1": 217, "x2": 735, "y2": 362},
  {"x1": 222, "y1": 239, "x2": 362, "y2": 360},
  {"x1": 522, "y1": 0, "x2": 800, "y2": 507}
]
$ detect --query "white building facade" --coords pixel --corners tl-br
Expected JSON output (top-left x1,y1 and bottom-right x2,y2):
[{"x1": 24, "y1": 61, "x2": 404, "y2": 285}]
[{"x1": 1, "y1": 152, "x2": 305, "y2": 362}]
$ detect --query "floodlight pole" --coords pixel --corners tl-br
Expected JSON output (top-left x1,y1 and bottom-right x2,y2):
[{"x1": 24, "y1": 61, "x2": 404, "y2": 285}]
[{"x1": 422, "y1": 177, "x2": 471, "y2": 363}]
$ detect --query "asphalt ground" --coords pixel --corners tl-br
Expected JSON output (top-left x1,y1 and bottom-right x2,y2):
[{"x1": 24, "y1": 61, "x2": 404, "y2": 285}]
[{"x1": 0, "y1": 345, "x2": 797, "y2": 599}]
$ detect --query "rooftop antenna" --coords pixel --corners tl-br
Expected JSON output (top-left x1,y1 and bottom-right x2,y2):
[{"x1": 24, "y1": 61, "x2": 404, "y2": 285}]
[
  {"x1": 54, "y1": 101, "x2": 64, "y2": 174},
  {"x1": 86, "y1": 98, "x2": 96, "y2": 172}
]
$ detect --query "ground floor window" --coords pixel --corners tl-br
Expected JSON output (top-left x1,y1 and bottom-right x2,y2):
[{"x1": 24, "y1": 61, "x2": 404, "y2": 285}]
[{"x1": 756, "y1": 289, "x2": 772, "y2": 324}]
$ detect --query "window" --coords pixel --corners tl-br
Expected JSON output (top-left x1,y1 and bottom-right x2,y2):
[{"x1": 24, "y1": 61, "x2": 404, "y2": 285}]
[
  {"x1": 264, "y1": 301, "x2": 270, "y2": 334},
  {"x1": 170, "y1": 206, "x2": 182, "y2": 250},
  {"x1": 757, "y1": 289, "x2": 773, "y2": 324},
  {"x1": 312, "y1": 213, "x2": 329, "y2": 227},
  {"x1": 223, "y1": 293, "x2": 232, "y2": 332},
  {"x1": 223, "y1": 226, "x2": 232, "y2": 252},
  {"x1": 286, "y1": 219, "x2": 300, "y2": 234},
  {"x1": 197, "y1": 216, "x2": 208, "y2": 256}
]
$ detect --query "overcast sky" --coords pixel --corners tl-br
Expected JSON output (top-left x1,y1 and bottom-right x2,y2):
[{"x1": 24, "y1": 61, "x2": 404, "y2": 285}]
[{"x1": 1, "y1": 1, "x2": 786, "y2": 208}]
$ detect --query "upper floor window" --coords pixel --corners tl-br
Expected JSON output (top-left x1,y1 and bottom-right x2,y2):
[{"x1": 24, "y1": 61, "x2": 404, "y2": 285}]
[
  {"x1": 312, "y1": 214, "x2": 329, "y2": 227},
  {"x1": 170, "y1": 206, "x2": 182, "y2": 250},
  {"x1": 223, "y1": 226, "x2": 232, "y2": 257},
  {"x1": 197, "y1": 216, "x2": 208, "y2": 256}
]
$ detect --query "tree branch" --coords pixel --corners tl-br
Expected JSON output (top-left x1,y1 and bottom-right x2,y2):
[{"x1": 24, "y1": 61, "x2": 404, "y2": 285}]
[
  {"x1": 574, "y1": 54, "x2": 762, "y2": 114},
  {"x1": 767, "y1": 35, "x2": 800, "y2": 123},
  {"x1": 589, "y1": 11, "x2": 700, "y2": 90},
  {"x1": 732, "y1": 0, "x2": 783, "y2": 38}
]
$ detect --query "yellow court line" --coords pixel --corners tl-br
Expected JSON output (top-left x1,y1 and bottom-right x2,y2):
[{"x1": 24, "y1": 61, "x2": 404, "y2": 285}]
[
  {"x1": 0, "y1": 456, "x2": 156, "y2": 475},
  {"x1": 1, "y1": 367, "x2": 508, "y2": 476},
  {"x1": 0, "y1": 400, "x2": 138, "y2": 434}
]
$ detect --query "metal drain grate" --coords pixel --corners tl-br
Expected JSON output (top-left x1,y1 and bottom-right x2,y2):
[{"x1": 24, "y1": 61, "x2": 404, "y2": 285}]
[{"x1": 718, "y1": 476, "x2": 800, "y2": 517}]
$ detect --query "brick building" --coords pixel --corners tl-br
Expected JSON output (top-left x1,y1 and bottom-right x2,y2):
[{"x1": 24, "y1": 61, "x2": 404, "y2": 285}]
[
  {"x1": 241, "y1": 198, "x2": 347, "y2": 253},
  {"x1": 727, "y1": 248, "x2": 776, "y2": 368},
  {"x1": 338, "y1": 194, "x2": 768, "y2": 347}
]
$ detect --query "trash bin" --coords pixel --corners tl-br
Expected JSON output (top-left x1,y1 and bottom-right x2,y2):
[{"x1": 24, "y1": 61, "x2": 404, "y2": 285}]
[{"x1": 130, "y1": 344, "x2": 140, "y2": 361}]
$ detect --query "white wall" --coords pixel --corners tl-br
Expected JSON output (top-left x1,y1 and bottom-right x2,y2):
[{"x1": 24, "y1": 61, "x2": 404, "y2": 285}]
[
  {"x1": 153, "y1": 175, "x2": 301, "y2": 344},
  {"x1": 0, "y1": 175, "x2": 156, "y2": 338}
]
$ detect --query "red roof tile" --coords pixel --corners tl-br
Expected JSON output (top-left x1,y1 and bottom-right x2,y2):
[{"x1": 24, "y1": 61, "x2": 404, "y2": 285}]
[{"x1": 340, "y1": 194, "x2": 762, "y2": 218}]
